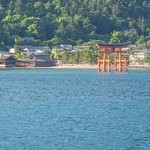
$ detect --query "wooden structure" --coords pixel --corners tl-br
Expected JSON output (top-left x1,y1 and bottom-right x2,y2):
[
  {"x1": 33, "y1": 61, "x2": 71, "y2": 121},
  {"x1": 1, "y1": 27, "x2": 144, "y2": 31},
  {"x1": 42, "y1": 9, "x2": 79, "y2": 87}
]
[
  {"x1": 16, "y1": 55, "x2": 58, "y2": 67},
  {"x1": 15, "y1": 60, "x2": 34, "y2": 67},
  {"x1": 96, "y1": 42, "x2": 130, "y2": 72},
  {"x1": 29, "y1": 54, "x2": 57, "y2": 67},
  {"x1": 0, "y1": 56, "x2": 16, "y2": 68},
  {"x1": 0, "y1": 54, "x2": 59, "y2": 68}
]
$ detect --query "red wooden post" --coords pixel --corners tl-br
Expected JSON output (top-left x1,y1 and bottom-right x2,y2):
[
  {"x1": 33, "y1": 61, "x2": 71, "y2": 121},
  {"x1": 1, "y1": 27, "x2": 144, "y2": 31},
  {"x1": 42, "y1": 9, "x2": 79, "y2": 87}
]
[{"x1": 96, "y1": 42, "x2": 130, "y2": 72}]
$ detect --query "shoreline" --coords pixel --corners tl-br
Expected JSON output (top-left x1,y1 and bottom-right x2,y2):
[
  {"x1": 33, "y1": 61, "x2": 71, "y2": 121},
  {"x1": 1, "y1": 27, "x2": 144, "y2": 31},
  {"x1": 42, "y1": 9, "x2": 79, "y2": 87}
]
[
  {"x1": 0, "y1": 64, "x2": 150, "y2": 70},
  {"x1": 39, "y1": 64, "x2": 150, "y2": 69}
]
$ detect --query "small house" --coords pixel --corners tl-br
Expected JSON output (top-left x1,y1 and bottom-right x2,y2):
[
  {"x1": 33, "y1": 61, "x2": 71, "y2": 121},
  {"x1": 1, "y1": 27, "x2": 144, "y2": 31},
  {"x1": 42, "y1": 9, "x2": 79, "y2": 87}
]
[{"x1": 0, "y1": 56, "x2": 16, "y2": 67}]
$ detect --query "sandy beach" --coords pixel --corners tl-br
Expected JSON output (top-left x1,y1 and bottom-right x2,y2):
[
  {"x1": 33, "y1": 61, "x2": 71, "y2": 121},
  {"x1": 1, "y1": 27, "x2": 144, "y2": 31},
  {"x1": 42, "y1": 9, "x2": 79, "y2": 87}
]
[
  {"x1": 50, "y1": 64, "x2": 97, "y2": 69},
  {"x1": 50, "y1": 64, "x2": 150, "y2": 69}
]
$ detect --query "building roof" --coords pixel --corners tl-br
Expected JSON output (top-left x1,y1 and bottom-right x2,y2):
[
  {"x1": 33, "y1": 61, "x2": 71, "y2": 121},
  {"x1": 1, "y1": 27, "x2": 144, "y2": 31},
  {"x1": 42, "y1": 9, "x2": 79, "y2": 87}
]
[
  {"x1": 96, "y1": 42, "x2": 131, "y2": 47},
  {"x1": 0, "y1": 55, "x2": 16, "y2": 60},
  {"x1": 20, "y1": 46, "x2": 50, "y2": 52},
  {"x1": 30, "y1": 55, "x2": 52, "y2": 61},
  {"x1": 73, "y1": 46, "x2": 90, "y2": 50}
]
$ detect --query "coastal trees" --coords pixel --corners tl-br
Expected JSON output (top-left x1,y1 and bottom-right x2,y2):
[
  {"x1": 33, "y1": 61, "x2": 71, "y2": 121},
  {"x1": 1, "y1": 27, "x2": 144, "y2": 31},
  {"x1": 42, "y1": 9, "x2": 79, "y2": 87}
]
[
  {"x1": 60, "y1": 49, "x2": 70, "y2": 64},
  {"x1": 144, "y1": 52, "x2": 150, "y2": 63},
  {"x1": 51, "y1": 49, "x2": 59, "y2": 59},
  {"x1": 56, "y1": 48, "x2": 97, "y2": 65}
]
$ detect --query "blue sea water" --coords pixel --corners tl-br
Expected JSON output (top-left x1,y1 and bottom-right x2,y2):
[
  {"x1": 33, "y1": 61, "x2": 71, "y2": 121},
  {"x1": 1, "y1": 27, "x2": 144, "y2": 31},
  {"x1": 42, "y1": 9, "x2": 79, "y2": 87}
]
[{"x1": 0, "y1": 69, "x2": 150, "y2": 150}]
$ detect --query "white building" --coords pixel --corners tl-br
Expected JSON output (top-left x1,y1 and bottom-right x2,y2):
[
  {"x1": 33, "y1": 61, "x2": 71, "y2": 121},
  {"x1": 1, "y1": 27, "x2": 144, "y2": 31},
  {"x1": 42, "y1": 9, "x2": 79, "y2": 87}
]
[
  {"x1": 9, "y1": 48, "x2": 15, "y2": 53},
  {"x1": 52, "y1": 45, "x2": 73, "y2": 51},
  {"x1": 129, "y1": 49, "x2": 148, "y2": 65}
]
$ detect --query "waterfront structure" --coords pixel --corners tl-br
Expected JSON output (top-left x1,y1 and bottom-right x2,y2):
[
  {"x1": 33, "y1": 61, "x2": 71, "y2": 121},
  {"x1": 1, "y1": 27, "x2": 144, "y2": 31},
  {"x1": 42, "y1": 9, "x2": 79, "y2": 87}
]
[
  {"x1": 0, "y1": 56, "x2": 16, "y2": 67},
  {"x1": 15, "y1": 59, "x2": 34, "y2": 67},
  {"x1": 29, "y1": 54, "x2": 58, "y2": 67},
  {"x1": 96, "y1": 42, "x2": 130, "y2": 72},
  {"x1": 16, "y1": 54, "x2": 58, "y2": 67},
  {"x1": 0, "y1": 53, "x2": 58, "y2": 68}
]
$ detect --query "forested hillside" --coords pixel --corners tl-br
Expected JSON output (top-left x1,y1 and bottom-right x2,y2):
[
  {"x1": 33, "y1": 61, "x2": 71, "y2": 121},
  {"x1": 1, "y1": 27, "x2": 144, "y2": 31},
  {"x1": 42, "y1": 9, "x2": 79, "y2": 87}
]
[{"x1": 0, "y1": 0, "x2": 149, "y2": 50}]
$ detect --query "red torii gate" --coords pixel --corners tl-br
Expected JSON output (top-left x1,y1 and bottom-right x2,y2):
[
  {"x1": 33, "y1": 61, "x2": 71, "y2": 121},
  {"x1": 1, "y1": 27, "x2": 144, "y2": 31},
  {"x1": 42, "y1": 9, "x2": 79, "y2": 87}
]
[{"x1": 96, "y1": 42, "x2": 130, "y2": 72}]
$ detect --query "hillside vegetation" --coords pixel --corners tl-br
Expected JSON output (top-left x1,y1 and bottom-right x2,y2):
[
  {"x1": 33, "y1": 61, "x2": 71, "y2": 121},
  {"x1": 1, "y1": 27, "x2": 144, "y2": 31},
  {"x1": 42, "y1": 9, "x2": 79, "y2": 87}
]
[{"x1": 0, "y1": 0, "x2": 149, "y2": 50}]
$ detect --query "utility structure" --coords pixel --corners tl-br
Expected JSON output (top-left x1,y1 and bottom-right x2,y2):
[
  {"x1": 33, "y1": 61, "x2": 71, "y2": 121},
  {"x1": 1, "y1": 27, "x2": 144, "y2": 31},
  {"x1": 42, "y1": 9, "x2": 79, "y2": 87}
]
[{"x1": 96, "y1": 42, "x2": 130, "y2": 72}]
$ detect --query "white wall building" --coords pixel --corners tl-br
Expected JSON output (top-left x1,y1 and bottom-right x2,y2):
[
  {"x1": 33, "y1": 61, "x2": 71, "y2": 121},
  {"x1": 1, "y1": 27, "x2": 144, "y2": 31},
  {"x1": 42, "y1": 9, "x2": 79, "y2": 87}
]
[
  {"x1": 9, "y1": 48, "x2": 15, "y2": 53},
  {"x1": 129, "y1": 49, "x2": 148, "y2": 65}
]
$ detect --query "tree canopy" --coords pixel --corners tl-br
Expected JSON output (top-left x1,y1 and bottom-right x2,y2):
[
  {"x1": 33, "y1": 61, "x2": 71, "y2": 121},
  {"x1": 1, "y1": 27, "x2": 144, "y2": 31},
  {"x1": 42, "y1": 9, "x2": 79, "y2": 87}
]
[{"x1": 0, "y1": 0, "x2": 149, "y2": 48}]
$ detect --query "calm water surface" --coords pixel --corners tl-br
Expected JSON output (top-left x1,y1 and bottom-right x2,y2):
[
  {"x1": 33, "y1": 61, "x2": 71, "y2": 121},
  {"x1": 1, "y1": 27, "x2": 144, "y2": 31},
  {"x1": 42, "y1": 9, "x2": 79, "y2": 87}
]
[{"x1": 0, "y1": 69, "x2": 150, "y2": 150}]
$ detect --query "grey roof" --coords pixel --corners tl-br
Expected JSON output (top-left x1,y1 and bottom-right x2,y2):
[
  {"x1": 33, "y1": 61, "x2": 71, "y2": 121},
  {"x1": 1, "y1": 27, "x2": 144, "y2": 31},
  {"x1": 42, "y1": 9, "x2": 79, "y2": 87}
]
[
  {"x1": 0, "y1": 55, "x2": 16, "y2": 60},
  {"x1": 30, "y1": 55, "x2": 52, "y2": 61}
]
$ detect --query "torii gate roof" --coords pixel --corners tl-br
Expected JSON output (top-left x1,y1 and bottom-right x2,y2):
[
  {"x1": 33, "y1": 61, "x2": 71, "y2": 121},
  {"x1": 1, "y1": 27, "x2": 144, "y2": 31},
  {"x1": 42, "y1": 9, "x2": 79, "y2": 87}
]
[{"x1": 96, "y1": 42, "x2": 131, "y2": 49}]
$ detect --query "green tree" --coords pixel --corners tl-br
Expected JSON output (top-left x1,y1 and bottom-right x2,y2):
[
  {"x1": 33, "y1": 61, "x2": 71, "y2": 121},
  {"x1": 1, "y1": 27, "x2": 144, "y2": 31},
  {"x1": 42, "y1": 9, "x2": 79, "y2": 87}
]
[
  {"x1": 124, "y1": 28, "x2": 138, "y2": 42},
  {"x1": 34, "y1": 1, "x2": 45, "y2": 17},
  {"x1": 136, "y1": 35, "x2": 146, "y2": 45},
  {"x1": 144, "y1": 52, "x2": 150, "y2": 63},
  {"x1": 51, "y1": 49, "x2": 59, "y2": 59},
  {"x1": 110, "y1": 31, "x2": 125, "y2": 43},
  {"x1": 14, "y1": 45, "x2": 26, "y2": 59},
  {"x1": 0, "y1": 4, "x2": 5, "y2": 19},
  {"x1": 13, "y1": 0, "x2": 24, "y2": 15},
  {"x1": 81, "y1": 50, "x2": 93, "y2": 64},
  {"x1": 71, "y1": 51, "x2": 80, "y2": 64},
  {"x1": 0, "y1": 42, "x2": 7, "y2": 51},
  {"x1": 0, "y1": 0, "x2": 149, "y2": 47},
  {"x1": 14, "y1": 36, "x2": 23, "y2": 45},
  {"x1": 61, "y1": 49, "x2": 70, "y2": 64}
]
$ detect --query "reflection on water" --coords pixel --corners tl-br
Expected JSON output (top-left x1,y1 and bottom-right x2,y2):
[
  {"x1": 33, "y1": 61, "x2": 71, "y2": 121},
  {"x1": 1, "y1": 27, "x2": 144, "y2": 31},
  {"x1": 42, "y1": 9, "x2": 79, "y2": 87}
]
[{"x1": 0, "y1": 69, "x2": 150, "y2": 150}]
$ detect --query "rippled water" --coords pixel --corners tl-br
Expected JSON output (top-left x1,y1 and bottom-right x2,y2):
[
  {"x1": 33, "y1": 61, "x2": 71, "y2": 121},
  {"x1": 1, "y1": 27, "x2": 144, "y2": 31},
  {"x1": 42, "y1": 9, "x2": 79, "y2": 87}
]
[{"x1": 0, "y1": 69, "x2": 150, "y2": 150}]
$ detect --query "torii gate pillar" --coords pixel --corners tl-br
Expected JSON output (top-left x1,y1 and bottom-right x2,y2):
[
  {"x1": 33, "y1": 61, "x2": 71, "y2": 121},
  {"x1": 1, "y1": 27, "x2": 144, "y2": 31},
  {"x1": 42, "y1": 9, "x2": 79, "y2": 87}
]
[{"x1": 96, "y1": 42, "x2": 130, "y2": 72}]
